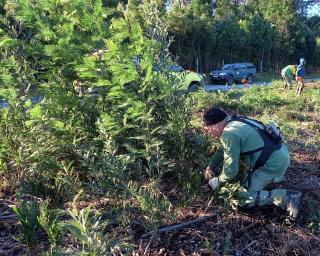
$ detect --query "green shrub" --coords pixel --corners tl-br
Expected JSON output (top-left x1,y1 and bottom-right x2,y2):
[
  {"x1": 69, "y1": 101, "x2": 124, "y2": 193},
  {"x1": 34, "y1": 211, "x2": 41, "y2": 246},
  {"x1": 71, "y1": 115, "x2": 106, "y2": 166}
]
[
  {"x1": 20, "y1": 161, "x2": 81, "y2": 206},
  {"x1": 65, "y1": 194, "x2": 133, "y2": 255},
  {"x1": 12, "y1": 200, "x2": 40, "y2": 249},
  {"x1": 0, "y1": 88, "x2": 28, "y2": 190},
  {"x1": 38, "y1": 201, "x2": 64, "y2": 248}
]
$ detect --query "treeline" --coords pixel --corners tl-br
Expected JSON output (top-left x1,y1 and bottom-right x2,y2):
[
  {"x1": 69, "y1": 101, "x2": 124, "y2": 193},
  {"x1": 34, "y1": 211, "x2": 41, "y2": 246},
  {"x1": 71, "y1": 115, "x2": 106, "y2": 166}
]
[
  {"x1": 165, "y1": 0, "x2": 320, "y2": 72},
  {"x1": 1, "y1": 0, "x2": 320, "y2": 74}
]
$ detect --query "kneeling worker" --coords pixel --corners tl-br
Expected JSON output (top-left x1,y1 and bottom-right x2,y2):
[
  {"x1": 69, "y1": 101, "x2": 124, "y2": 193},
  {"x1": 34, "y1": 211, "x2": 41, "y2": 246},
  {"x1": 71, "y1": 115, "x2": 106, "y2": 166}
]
[{"x1": 202, "y1": 107, "x2": 302, "y2": 220}]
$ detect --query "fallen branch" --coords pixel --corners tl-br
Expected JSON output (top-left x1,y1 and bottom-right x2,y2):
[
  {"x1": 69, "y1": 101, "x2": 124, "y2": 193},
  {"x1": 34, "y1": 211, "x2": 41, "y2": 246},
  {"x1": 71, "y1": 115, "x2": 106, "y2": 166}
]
[
  {"x1": 204, "y1": 196, "x2": 215, "y2": 213},
  {"x1": 240, "y1": 240, "x2": 257, "y2": 253},
  {"x1": 288, "y1": 184, "x2": 320, "y2": 191},
  {"x1": 0, "y1": 199, "x2": 15, "y2": 205},
  {"x1": 234, "y1": 222, "x2": 259, "y2": 238},
  {"x1": 143, "y1": 228, "x2": 158, "y2": 256},
  {"x1": 0, "y1": 214, "x2": 16, "y2": 221},
  {"x1": 142, "y1": 212, "x2": 222, "y2": 238}
]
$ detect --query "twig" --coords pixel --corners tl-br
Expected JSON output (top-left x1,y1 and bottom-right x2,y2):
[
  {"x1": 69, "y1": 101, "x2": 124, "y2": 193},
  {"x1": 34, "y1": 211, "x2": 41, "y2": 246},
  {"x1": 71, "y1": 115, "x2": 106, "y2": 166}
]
[
  {"x1": 287, "y1": 184, "x2": 320, "y2": 192},
  {"x1": 0, "y1": 214, "x2": 16, "y2": 221},
  {"x1": 240, "y1": 240, "x2": 257, "y2": 253},
  {"x1": 0, "y1": 199, "x2": 15, "y2": 205},
  {"x1": 307, "y1": 232, "x2": 320, "y2": 243},
  {"x1": 296, "y1": 225, "x2": 320, "y2": 243},
  {"x1": 234, "y1": 222, "x2": 258, "y2": 238},
  {"x1": 0, "y1": 236, "x2": 14, "y2": 240},
  {"x1": 142, "y1": 212, "x2": 222, "y2": 238},
  {"x1": 204, "y1": 196, "x2": 214, "y2": 213},
  {"x1": 143, "y1": 228, "x2": 158, "y2": 256}
]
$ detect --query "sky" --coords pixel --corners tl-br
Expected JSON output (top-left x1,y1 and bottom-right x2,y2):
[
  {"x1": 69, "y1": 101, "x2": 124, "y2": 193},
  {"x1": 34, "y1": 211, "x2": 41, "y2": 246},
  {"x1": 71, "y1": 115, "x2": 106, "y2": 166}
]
[{"x1": 309, "y1": 3, "x2": 320, "y2": 16}]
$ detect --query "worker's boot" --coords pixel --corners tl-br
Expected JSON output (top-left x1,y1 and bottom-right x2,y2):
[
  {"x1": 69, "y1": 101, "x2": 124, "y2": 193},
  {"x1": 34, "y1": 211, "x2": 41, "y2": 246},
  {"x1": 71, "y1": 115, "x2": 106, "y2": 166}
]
[{"x1": 286, "y1": 190, "x2": 302, "y2": 220}]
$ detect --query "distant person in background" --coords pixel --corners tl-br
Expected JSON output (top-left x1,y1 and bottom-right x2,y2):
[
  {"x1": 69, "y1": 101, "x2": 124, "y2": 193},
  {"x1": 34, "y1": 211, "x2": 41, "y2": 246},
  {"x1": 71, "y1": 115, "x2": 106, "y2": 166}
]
[
  {"x1": 241, "y1": 78, "x2": 249, "y2": 88},
  {"x1": 281, "y1": 65, "x2": 297, "y2": 89},
  {"x1": 296, "y1": 58, "x2": 306, "y2": 95}
]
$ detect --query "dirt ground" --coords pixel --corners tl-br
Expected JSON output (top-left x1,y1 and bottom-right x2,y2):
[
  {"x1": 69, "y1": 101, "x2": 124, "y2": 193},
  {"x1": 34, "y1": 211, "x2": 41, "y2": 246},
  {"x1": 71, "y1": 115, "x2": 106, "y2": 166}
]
[{"x1": 2, "y1": 151, "x2": 319, "y2": 256}]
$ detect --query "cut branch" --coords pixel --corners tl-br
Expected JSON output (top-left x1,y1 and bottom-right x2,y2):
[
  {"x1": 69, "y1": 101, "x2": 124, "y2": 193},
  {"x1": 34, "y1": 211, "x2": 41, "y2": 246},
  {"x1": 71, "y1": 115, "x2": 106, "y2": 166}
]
[{"x1": 142, "y1": 212, "x2": 222, "y2": 238}]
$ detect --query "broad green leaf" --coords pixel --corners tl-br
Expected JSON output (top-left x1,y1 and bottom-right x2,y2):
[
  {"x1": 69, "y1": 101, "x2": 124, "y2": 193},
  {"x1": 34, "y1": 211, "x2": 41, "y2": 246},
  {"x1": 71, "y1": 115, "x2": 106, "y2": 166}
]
[{"x1": 28, "y1": 105, "x2": 42, "y2": 119}]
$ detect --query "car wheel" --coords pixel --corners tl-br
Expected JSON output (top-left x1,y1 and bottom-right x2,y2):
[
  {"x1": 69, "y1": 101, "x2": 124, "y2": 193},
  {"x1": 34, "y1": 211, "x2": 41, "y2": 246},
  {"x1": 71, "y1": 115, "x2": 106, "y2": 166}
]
[
  {"x1": 227, "y1": 75, "x2": 234, "y2": 85},
  {"x1": 247, "y1": 74, "x2": 254, "y2": 84},
  {"x1": 188, "y1": 83, "x2": 200, "y2": 92}
]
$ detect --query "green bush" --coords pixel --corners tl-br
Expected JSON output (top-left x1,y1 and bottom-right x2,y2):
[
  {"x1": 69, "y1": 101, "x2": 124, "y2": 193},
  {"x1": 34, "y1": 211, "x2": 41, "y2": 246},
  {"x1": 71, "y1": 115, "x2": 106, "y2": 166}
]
[
  {"x1": 38, "y1": 201, "x2": 64, "y2": 248},
  {"x1": 12, "y1": 200, "x2": 40, "y2": 249}
]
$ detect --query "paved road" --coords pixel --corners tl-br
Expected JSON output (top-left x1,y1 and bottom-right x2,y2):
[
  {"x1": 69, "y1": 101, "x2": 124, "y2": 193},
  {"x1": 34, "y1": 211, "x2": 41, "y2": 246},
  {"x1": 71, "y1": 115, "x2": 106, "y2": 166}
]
[
  {"x1": 204, "y1": 78, "x2": 320, "y2": 92},
  {"x1": 1, "y1": 79, "x2": 319, "y2": 109}
]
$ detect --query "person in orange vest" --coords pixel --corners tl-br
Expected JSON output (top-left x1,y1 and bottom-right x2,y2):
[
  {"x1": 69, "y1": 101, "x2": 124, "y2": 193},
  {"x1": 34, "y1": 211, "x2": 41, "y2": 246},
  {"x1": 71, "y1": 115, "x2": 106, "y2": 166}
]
[
  {"x1": 241, "y1": 78, "x2": 249, "y2": 87},
  {"x1": 296, "y1": 58, "x2": 306, "y2": 95}
]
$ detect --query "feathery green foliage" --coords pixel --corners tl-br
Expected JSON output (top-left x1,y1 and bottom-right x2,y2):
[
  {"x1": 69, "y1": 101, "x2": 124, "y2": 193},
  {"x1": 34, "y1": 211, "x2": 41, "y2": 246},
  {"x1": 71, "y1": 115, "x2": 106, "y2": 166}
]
[{"x1": 12, "y1": 200, "x2": 40, "y2": 249}]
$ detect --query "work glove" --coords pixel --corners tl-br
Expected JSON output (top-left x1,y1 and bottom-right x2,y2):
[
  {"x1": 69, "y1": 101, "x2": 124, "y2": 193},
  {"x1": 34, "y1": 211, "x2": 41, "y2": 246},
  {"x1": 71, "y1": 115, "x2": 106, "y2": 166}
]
[
  {"x1": 208, "y1": 177, "x2": 220, "y2": 190},
  {"x1": 286, "y1": 190, "x2": 302, "y2": 221},
  {"x1": 206, "y1": 146, "x2": 217, "y2": 156}
]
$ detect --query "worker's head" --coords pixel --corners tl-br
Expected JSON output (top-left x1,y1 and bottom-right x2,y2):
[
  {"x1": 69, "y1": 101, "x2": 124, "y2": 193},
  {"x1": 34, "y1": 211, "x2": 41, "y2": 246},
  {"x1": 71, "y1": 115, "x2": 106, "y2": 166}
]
[
  {"x1": 300, "y1": 58, "x2": 305, "y2": 65},
  {"x1": 202, "y1": 107, "x2": 227, "y2": 138}
]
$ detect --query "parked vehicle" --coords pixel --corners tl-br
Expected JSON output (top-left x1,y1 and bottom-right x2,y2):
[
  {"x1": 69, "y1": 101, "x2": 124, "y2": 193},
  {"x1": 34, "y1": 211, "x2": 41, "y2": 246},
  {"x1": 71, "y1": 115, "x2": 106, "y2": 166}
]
[
  {"x1": 85, "y1": 63, "x2": 205, "y2": 95},
  {"x1": 168, "y1": 64, "x2": 205, "y2": 91},
  {"x1": 134, "y1": 55, "x2": 205, "y2": 91},
  {"x1": 0, "y1": 96, "x2": 44, "y2": 110},
  {"x1": 210, "y1": 63, "x2": 256, "y2": 85}
]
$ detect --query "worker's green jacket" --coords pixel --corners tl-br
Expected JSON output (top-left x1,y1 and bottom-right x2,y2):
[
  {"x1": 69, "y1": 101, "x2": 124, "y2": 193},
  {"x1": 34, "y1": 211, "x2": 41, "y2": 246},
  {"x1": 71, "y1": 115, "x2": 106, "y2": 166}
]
[{"x1": 209, "y1": 116, "x2": 290, "y2": 183}]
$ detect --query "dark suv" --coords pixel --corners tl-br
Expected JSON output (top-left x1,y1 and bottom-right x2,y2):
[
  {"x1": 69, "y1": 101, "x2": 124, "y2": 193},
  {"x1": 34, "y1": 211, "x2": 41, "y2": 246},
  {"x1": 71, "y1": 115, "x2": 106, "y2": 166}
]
[{"x1": 209, "y1": 63, "x2": 256, "y2": 85}]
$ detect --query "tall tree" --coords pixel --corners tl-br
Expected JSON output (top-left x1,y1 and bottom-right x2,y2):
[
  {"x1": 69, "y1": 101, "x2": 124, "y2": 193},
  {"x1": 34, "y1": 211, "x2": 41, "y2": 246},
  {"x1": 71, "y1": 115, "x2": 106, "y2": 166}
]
[
  {"x1": 242, "y1": 13, "x2": 275, "y2": 71},
  {"x1": 306, "y1": 15, "x2": 320, "y2": 36},
  {"x1": 258, "y1": 0, "x2": 302, "y2": 69},
  {"x1": 295, "y1": 0, "x2": 319, "y2": 16},
  {"x1": 213, "y1": 15, "x2": 246, "y2": 65},
  {"x1": 215, "y1": 0, "x2": 236, "y2": 16},
  {"x1": 167, "y1": 0, "x2": 213, "y2": 71}
]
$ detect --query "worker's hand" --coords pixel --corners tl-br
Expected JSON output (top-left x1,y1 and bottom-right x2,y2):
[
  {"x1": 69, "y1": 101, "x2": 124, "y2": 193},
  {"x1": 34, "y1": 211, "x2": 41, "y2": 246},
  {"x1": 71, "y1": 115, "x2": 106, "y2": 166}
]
[
  {"x1": 204, "y1": 166, "x2": 214, "y2": 180},
  {"x1": 206, "y1": 146, "x2": 217, "y2": 156},
  {"x1": 208, "y1": 177, "x2": 220, "y2": 190}
]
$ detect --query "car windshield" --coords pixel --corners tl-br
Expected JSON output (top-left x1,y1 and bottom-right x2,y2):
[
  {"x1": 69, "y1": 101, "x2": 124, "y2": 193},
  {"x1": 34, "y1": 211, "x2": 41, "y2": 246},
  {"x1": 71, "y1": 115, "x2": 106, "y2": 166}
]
[
  {"x1": 222, "y1": 64, "x2": 234, "y2": 71},
  {"x1": 169, "y1": 65, "x2": 184, "y2": 72}
]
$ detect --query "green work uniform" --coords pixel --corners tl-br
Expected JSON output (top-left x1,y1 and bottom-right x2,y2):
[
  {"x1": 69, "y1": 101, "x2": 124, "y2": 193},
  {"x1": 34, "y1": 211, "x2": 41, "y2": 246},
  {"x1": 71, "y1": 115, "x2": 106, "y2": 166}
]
[{"x1": 209, "y1": 116, "x2": 290, "y2": 208}]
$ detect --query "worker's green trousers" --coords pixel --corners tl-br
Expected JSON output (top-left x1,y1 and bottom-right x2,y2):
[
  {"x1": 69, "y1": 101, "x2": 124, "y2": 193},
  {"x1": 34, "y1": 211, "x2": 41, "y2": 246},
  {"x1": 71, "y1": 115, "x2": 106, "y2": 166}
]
[{"x1": 238, "y1": 170, "x2": 287, "y2": 209}]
